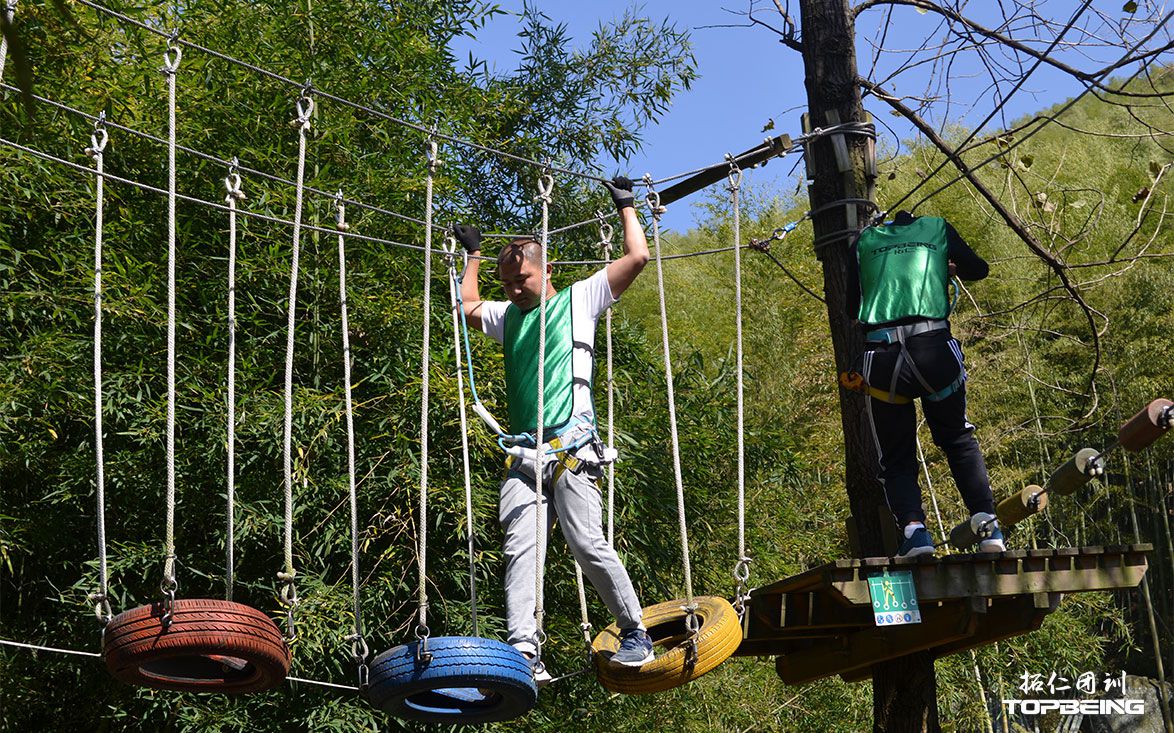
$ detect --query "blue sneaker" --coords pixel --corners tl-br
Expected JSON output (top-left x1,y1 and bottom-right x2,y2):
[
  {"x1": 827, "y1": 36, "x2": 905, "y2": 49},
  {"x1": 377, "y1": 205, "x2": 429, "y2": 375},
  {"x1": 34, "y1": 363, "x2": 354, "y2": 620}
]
[
  {"x1": 897, "y1": 527, "x2": 936, "y2": 558},
  {"x1": 975, "y1": 514, "x2": 1006, "y2": 552},
  {"x1": 610, "y1": 628, "x2": 654, "y2": 667}
]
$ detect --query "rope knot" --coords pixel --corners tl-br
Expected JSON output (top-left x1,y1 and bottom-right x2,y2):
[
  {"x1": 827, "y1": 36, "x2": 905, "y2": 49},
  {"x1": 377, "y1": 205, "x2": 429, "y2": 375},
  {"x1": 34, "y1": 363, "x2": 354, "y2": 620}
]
[
  {"x1": 161, "y1": 38, "x2": 182, "y2": 75},
  {"x1": 334, "y1": 190, "x2": 349, "y2": 231},
  {"x1": 534, "y1": 172, "x2": 554, "y2": 203},
  {"x1": 291, "y1": 94, "x2": 314, "y2": 131},
  {"x1": 85, "y1": 113, "x2": 108, "y2": 158},
  {"x1": 725, "y1": 153, "x2": 742, "y2": 191},
  {"x1": 596, "y1": 210, "x2": 614, "y2": 253}
]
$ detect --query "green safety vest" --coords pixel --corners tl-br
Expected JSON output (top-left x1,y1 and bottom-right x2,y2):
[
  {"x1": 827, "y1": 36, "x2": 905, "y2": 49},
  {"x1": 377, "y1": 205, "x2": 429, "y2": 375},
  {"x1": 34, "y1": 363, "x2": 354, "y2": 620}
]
[
  {"x1": 502, "y1": 288, "x2": 575, "y2": 435},
  {"x1": 856, "y1": 216, "x2": 950, "y2": 325}
]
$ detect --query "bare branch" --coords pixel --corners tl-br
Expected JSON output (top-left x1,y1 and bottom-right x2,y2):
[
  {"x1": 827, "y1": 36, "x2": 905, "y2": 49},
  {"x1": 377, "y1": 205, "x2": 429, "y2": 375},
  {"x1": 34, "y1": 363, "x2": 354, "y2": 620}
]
[
  {"x1": 862, "y1": 77, "x2": 1104, "y2": 417},
  {"x1": 854, "y1": 0, "x2": 1174, "y2": 98}
]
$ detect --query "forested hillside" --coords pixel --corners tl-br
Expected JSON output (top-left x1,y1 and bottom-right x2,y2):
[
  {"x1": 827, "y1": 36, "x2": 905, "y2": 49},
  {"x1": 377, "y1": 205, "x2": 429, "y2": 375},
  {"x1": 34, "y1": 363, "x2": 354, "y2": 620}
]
[{"x1": 0, "y1": 0, "x2": 1170, "y2": 730}]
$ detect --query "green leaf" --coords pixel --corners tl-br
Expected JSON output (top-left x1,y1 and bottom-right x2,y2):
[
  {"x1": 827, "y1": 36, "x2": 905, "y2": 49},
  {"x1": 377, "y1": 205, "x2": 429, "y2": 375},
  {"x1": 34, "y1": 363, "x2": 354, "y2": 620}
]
[{"x1": 1123, "y1": 1, "x2": 1138, "y2": 12}]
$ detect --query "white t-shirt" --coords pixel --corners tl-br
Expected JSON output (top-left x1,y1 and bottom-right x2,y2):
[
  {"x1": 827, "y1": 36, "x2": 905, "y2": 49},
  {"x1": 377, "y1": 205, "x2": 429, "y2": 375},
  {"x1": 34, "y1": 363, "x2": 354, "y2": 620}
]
[{"x1": 480, "y1": 267, "x2": 617, "y2": 426}]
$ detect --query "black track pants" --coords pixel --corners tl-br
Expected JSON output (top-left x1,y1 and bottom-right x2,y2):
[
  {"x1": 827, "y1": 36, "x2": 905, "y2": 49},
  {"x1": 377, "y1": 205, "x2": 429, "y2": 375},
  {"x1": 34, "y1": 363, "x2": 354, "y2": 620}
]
[{"x1": 860, "y1": 328, "x2": 995, "y2": 526}]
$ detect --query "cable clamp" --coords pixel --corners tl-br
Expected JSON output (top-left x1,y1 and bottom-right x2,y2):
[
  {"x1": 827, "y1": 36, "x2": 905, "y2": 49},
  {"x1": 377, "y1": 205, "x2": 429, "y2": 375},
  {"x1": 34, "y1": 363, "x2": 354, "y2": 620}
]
[
  {"x1": 414, "y1": 624, "x2": 433, "y2": 664},
  {"x1": 290, "y1": 90, "x2": 314, "y2": 131},
  {"x1": 596, "y1": 210, "x2": 614, "y2": 253},
  {"x1": 85, "y1": 112, "x2": 108, "y2": 158},
  {"x1": 158, "y1": 573, "x2": 178, "y2": 627},
  {"x1": 223, "y1": 157, "x2": 245, "y2": 202},
  {"x1": 334, "y1": 189, "x2": 349, "y2": 231},
  {"x1": 277, "y1": 571, "x2": 298, "y2": 641},
  {"x1": 425, "y1": 136, "x2": 440, "y2": 172},
  {"x1": 724, "y1": 153, "x2": 742, "y2": 191},
  {"x1": 161, "y1": 33, "x2": 182, "y2": 75},
  {"x1": 88, "y1": 591, "x2": 113, "y2": 626},
  {"x1": 642, "y1": 173, "x2": 665, "y2": 216},
  {"x1": 534, "y1": 169, "x2": 554, "y2": 204}
]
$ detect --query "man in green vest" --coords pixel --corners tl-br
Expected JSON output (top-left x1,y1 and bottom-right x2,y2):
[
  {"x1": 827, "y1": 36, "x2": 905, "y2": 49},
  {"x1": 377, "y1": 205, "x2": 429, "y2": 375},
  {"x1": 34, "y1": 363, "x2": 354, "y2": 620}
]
[
  {"x1": 847, "y1": 210, "x2": 1004, "y2": 557},
  {"x1": 453, "y1": 176, "x2": 652, "y2": 684}
]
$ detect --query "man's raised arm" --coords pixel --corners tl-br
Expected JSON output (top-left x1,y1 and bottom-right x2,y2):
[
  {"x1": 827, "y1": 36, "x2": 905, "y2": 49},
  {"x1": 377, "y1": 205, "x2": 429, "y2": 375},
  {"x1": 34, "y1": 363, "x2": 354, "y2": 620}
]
[
  {"x1": 602, "y1": 176, "x2": 650, "y2": 298},
  {"x1": 454, "y1": 224, "x2": 486, "y2": 331}
]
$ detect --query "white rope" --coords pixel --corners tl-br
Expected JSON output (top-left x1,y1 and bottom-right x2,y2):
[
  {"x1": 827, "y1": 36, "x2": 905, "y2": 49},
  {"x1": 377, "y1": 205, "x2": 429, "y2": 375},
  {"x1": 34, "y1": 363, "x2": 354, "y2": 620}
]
[
  {"x1": 533, "y1": 171, "x2": 554, "y2": 655},
  {"x1": 0, "y1": 638, "x2": 361, "y2": 691},
  {"x1": 727, "y1": 161, "x2": 751, "y2": 614},
  {"x1": 600, "y1": 218, "x2": 617, "y2": 546},
  {"x1": 279, "y1": 91, "x2": 313, "y2": 636},
  {"x1": 416, "y1": 140, "x2": 437, "y2": 639},
  {"x1": 86, "y1": 116, "x2": 112, "y2": 626},
  {"x1": 161, "y1": 38, "x2": 181, "y2": 596},
  {"x1": 0, "y1": 638, "x2": 101, "y2": 658},
  {"x1": 574, "y1": 561, "x2": 592, "y2": 650},
  {"x1": 335, "y1": 193, "x2": 368, "y2": 675},
  {"x1": 224, "y1": 161, "x2": 243, "y2": 601},
  {"x1": 645, "y1": 177, "x2": 697, "y2": 637},
  {"x1": 445, "y1": 237, "x2": 479, "y2": 636},
  {"x1": 0, "y1": 1, "x2": 15, "y2": 83}
]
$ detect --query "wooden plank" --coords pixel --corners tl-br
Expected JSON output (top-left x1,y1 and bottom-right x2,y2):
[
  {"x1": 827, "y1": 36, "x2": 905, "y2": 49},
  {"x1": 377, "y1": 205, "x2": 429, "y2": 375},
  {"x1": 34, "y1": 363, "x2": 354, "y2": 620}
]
[
  {"x1": 826, "y1": 549, "x2": 1148, "y2": 605},
  {"x1": 776, "y1": 601, "x2": 977, "y2": 685},
  {"x1": 824, "y1": 109, "x2": 852, "y2": 173}
]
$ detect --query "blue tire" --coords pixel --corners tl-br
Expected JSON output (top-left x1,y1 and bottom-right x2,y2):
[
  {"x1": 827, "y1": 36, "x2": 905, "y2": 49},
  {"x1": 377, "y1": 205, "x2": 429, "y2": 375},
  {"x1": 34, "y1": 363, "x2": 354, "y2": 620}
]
[{"x1": 363, "y1": 636, "x2": 537, "y2": 724}]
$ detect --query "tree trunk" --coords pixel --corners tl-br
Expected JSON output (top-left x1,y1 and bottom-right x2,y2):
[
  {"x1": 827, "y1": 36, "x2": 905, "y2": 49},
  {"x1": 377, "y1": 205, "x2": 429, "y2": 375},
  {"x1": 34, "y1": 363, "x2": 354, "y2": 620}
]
[{"x1": 797, "y1": 1, "x2": 940, "y2": 730}]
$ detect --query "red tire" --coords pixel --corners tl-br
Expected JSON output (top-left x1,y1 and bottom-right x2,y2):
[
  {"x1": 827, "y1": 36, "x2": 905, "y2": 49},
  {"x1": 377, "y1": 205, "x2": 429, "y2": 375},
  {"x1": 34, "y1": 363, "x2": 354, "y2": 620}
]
[{"x1": 103, "y1": 598, "x2": 290, "y2": 693}]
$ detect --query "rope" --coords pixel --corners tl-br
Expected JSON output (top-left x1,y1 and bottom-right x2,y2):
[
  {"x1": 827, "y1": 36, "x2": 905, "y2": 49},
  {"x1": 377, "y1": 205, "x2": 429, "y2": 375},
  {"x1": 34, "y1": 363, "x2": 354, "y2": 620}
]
[
  {"x1": 0, "y1": 131, "x2": 760, "y2": 275},
  {"x1": 224, "y1": 160, "x2": 244, "y2": 601},
  {"x1": 415, "y1": 140, "x2": 438, "y2": 648},
  {"x1": 335, "y1": 193, "x2": 368, "y2": 683},
  {"x1": 727, "y1": 159, "x2": 751, "y2": 617},
  {"x1": 0, "y1": 638, "x2": 361, "y2": 691},
  {"x1": 574, "y1": 562, "x2": 592, "y2": 654},
  {"x1": 278, "y1": 90, "x2": 313, "y2": 640},
  {"x1": 443, "y1": 238, "x2": 480, "y2": 637},
  {"x1": 0, "y1": 1, "x2": 14, "y2": 82},
  {"x1": 644, "y1": 175, "x2": 698, "y2": 655},
  {"x1": 160, "y1": 37, "x2": 182, "y2": 611},
  {"x1": 0, "y1": 80, "x2": 630, "y2": 244},
  {"x1": 86, "y1": 115, "x2": 113, "y2": 626},
  {"x1": 72, "y1": 0, "x2": 621, "y2": 187},
  {"x1": 599, "y1": 216, "x2": 616, "y2": 546},
  {"x1": 532, "y1": 170, "x2": 554, "y2": 658}
]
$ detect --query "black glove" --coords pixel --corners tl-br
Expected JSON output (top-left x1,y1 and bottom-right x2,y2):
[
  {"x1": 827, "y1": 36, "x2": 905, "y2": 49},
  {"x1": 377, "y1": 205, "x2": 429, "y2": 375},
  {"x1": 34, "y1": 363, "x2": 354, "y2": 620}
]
[
  {"x1": 453, "y1": 223, "x2": 482, "y2": 253},
  {"x1": 602, "y1": 176, "x2": 636, "y2": 211}
]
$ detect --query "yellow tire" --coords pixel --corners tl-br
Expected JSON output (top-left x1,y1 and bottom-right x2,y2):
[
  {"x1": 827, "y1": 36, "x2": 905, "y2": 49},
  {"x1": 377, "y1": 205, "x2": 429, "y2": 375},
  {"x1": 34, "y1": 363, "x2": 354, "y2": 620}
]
[{"x1": 592, "y1": 596, "x2": 742, "y2": 695}]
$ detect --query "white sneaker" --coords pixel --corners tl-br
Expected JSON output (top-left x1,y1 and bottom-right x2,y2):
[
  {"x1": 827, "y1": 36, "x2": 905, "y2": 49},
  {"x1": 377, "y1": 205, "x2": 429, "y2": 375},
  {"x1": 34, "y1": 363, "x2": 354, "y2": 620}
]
[{"x1": 972, "y1": 513, "x2": 1006, "y2": 552}]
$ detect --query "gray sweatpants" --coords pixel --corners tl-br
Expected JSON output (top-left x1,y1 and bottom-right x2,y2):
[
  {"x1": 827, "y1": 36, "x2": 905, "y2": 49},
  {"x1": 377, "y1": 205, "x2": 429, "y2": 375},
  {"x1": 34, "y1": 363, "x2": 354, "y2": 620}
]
[{"x1": 500, "y1": 460, "x2": 644, "y2": 656}]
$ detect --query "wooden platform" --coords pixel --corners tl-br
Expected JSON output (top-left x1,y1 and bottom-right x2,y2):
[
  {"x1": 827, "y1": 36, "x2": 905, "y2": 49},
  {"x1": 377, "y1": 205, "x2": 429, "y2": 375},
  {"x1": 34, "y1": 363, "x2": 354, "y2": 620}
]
[{"x1": 735, "y1": 544, "x2": 1151, "y2": 685}]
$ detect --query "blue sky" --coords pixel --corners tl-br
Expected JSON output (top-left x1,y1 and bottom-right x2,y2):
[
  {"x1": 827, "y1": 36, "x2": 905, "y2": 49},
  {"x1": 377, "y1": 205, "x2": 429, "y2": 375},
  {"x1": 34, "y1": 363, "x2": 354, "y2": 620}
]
[{"x1": 451, "y1": 1, "x2": 1141, "y2": 230}]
